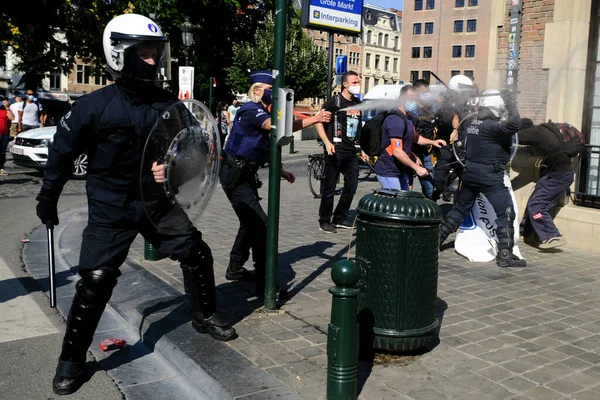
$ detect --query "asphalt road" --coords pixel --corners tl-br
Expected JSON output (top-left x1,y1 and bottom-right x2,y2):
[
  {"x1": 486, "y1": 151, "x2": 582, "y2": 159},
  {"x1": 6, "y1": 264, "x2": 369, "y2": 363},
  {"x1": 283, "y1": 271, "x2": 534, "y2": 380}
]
[{"x1": 0, "y1": 161, "x2": 123, "y2": 400}]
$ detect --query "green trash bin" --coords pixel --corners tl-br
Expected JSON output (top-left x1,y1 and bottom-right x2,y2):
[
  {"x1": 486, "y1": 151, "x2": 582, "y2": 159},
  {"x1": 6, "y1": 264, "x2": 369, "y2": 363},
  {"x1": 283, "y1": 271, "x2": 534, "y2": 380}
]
[
  {"x1": 144, "y1": 240, "x2": 164, "y2": 261},
  {"x1": 355, "y1": 189, "x2": 442, "y2": 353}
]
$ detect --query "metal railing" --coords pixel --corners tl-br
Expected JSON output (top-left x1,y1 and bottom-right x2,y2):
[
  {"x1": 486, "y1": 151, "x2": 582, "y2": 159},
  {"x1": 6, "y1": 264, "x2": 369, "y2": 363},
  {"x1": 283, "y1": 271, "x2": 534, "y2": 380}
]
[{"x1": 575, "y1": 145, "x2": 600, "y2": 208}]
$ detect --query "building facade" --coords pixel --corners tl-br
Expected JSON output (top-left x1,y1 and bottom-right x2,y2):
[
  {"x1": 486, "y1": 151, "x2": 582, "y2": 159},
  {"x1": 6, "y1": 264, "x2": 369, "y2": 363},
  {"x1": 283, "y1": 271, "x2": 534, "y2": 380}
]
[
  {"x1": 401, "y1": 0, "x2": 493, "y2": 85},
  {"x1": 361, "y1": 4, "x2": 403, "y2": 93}
]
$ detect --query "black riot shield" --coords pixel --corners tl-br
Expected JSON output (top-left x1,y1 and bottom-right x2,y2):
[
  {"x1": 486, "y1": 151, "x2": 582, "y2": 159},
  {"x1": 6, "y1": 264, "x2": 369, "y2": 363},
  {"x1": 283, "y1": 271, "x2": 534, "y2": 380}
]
[{"x1": 140, "y1": 99, "x2": 221, "y2": 234}]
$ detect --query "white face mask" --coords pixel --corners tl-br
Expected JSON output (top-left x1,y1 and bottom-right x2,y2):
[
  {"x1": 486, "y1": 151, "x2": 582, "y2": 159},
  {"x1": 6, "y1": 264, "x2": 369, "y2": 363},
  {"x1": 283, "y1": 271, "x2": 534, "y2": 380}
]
[{"x1": 348, "y1": 85, "x2": 361, "y2": 95}]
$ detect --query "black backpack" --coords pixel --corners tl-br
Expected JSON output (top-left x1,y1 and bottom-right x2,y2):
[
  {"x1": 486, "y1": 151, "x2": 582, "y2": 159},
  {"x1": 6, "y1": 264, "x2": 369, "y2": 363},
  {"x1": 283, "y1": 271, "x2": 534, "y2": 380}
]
[
  {"x1": 360, "y1": 110, "x2": 408, "y2": 157},
  {"x1": 544, "y1": 120, "x2": 585, "y2": 158}
]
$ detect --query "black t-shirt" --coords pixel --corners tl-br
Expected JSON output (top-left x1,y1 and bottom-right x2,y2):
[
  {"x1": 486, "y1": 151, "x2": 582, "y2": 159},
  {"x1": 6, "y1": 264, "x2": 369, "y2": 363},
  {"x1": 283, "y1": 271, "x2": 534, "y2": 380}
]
[
  {"x1": 412, "y1": 104, "x2": 436, "y2": 155},
  {"x1": 321, "y1": 93, "x2": 362, "y2": 153},
  {"x1": 518, "y1": 124, "x2": 573, "y2": 175}
]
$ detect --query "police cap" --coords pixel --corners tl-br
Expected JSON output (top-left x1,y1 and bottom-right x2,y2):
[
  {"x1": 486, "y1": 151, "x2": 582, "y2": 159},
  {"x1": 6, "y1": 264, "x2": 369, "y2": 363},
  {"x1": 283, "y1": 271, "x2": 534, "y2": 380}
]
[{"x1": 249, "y1": 70, "x2": 273, "y2": 85}]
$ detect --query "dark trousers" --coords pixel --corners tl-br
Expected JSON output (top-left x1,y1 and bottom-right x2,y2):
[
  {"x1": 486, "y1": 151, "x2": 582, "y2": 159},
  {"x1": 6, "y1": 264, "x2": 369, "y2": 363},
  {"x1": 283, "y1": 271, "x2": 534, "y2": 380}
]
[
  {"x1": 521, "y1": 170, "x2": 573, "y2": 242},
  {"x1": 434, "y1": 147, "x2": 463, "y2": 193},
  {"x1": 319, "y1": 151, "x2": 358, "y2": 224},
  {"x1": 220, "y1": 164, "x2": 267, "y2": 278},
  {"x1": 446, "y1": 163, "x2": 513, "y2": 230},
  {"x1": 0, "y1": 134, "x2": 10, "y2": 168}
]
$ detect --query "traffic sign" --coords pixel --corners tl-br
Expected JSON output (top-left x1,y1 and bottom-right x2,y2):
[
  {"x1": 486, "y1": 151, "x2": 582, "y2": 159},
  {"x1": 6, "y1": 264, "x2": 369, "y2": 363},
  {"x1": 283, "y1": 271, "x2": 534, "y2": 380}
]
[{"x1": 335, "y1": 55, "x2": 347, "y2": 75}]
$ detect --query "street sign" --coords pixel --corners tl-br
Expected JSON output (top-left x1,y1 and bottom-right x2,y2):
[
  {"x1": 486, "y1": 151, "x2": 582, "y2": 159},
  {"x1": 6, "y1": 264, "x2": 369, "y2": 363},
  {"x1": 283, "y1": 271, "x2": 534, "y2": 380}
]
[
  {"x1": 335, "y1": 55, "x2": 347, "y2": 75},
  {"x1": 178, "y1": 66, "x2": 194, "y2": 100},
  {"x1": 300, "y1": 0, "x2": 364, "y2": 36}
]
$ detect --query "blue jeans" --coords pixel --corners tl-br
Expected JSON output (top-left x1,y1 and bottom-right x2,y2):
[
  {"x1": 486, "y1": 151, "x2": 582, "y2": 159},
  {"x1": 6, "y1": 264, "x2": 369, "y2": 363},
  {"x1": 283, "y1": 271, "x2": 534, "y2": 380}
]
[
  {"x1": 377, "y1": 174, "x2": 409, "y2": 191},
  {"x1": 0, "y1": 134, "x2": 10, "y2": 169},
  {"x1": 420, "y1": 154, "x2": 435, "y2": 198}
]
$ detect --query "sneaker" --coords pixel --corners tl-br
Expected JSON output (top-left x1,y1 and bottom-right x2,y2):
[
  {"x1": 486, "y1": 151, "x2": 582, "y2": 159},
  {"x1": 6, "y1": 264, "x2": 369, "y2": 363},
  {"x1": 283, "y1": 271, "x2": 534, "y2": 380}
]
[
  {"x1": 539, "y1": 236, "x2": 566, "y2": 250},
  {"x1": 319, "y1": 222, "x2": 337, "y2": 234},
  {"x1": 333, "y1": 219, "x2": 354, "y2": 229},
  {"x1": 0, "y1": 169, "x2": 8, "y2": 175}
]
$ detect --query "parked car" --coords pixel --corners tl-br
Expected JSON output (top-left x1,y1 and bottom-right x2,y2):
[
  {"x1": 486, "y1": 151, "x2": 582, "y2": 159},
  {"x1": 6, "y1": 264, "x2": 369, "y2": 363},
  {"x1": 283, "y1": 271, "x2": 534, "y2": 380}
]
[{"x1": 10, "y1": 126, "x2": 88, "y2": 179}]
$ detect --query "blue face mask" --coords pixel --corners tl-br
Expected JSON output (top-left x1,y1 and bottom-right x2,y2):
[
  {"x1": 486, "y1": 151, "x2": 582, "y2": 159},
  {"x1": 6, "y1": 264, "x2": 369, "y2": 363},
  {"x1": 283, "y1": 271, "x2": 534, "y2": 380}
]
[
  {"x1": 261, "y1": 89, "x2": 272, "y2": 105},
  {"x1": 405, "y1": 101, "x2": 417, "y2": 114},
  {"x1": 27, "y1": 95, "x2": 35, "y2": 101}
]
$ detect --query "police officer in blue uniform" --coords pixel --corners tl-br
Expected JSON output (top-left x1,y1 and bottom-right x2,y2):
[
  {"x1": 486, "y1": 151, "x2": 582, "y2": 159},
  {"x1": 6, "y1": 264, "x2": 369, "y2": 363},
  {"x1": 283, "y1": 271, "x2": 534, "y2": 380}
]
[
  {"x1": 222, "y1": 70, "x2": 330, "y2": 293},
  {"x1": 439, "y1": 89, "x2": 527, "y2": 268},
  {"x1": 34, "y1": 14, "x2": 236, "y2": 395}
]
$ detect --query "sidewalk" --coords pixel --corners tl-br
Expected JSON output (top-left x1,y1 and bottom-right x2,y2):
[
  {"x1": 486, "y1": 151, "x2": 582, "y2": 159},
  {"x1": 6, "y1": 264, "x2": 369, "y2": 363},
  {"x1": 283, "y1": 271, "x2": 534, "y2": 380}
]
[{"x1": 25, "y1": 146, "x2": 600, "y2": 399}]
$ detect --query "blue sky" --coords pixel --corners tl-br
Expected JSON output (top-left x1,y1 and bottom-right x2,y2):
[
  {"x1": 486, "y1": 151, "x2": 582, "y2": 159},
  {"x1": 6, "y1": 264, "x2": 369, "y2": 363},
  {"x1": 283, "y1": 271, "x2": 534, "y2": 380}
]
[{"x1": 366, "y1": 0, "x2": 403, "y2": 10}]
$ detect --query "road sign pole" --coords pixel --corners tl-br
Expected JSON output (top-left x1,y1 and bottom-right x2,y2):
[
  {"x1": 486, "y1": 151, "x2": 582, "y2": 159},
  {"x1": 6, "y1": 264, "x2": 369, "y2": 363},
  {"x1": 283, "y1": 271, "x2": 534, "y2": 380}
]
[
  {"x1": 327, "y1": 32, "x2": 334, "y2": 100},
  {"x1": 265, "y1": 0, "x2": 287, "y2": 311}
]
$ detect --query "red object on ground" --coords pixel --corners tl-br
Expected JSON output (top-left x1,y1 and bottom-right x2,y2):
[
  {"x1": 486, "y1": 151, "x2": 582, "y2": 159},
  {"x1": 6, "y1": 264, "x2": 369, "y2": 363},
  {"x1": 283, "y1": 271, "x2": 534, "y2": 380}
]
[
  {"x1": 98, "y1": 338, "x2": 126, "y2": 351},
  {"x1": 21, "y1": 238, "x2": 30, "y2": 243}
]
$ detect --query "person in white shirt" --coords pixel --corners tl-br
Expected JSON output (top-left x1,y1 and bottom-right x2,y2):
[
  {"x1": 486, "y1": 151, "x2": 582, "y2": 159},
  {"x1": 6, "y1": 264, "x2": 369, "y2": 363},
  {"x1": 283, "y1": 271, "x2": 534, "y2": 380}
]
[
  {"x1": 9, "y1": 96, "x2": 23, "y2": 137},
  {"x1": 18, "y1": 89, "x2": 45, "y2": 132},
  {"x1": 227, "y1": 98, "x2": 240, "y2": 132}
]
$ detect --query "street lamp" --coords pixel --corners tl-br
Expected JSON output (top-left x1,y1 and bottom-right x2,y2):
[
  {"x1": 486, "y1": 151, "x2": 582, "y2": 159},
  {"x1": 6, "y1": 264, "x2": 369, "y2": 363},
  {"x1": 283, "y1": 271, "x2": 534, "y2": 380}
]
[{"x1": 180, "y1": 16, "x2": 194, "y2": 66}]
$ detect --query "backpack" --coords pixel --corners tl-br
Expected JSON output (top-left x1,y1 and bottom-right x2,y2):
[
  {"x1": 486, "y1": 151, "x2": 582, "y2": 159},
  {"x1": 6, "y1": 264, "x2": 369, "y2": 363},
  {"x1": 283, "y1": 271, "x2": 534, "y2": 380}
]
[
  {"x1": 544, "y1": 120, "x2": 585, "y2": 158},
  {"x1": 360, "y1": 110, "x2": 408, "y2": 157}
]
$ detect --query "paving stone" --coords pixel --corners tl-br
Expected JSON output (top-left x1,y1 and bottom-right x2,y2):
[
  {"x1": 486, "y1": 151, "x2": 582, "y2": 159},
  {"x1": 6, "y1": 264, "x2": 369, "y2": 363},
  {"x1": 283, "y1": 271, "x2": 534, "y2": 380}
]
[
  {"x1": 546, "y1": 378, "x2": 584, "y2": 395},
  {"x1": 500, "y1": 375, "x2": 537, "y2": 393},
  {"x1": 522, "y1": 385, "x2": 564, "y2": 400}
]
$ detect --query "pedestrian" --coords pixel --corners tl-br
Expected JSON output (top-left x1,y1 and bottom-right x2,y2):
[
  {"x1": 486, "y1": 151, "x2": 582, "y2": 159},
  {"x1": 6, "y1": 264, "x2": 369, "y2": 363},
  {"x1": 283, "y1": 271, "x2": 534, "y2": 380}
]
[
  {"x1": 18, "y1": 89, "x2": 45, "y2": 132},
  {"x1": 439, "y1": 89, "x2": 527, "y2": 268},
  {"x1": 0, "y1": 98, "x2": 15, "y2": 175},
  {"x1": 374, "y1": 85, "x2": 446, "y2": 191},
  {"x1": 222, "y1": 69, "x2": 330, "y2": 293},
  {"x1": 316, "y1": 70, "x2": 369, "y2": 234},
  {"x1": 409, "y1": 79, "x2": 437, "y2": 198},
  {"x1": 216, "y1": 100, "x2": 230, "y2": 146},
  {"x1": 9, "y1": 96, "x2": 23, "y2": 138},
  {"x1": 35, "y1": 14, "x2": 236, "y2": 396},
  {"x1": 518, "y1": 118, "x2": 575, "y2": 249},
  {"x1": 227, "y1": 98, "x2": 240, "y2": 131}
]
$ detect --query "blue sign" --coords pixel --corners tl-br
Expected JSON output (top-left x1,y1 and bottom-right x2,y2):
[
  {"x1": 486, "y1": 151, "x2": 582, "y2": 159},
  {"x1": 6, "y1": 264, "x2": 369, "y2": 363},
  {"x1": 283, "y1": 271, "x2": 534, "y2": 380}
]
[
  {"x1": 301, "y1": 0, "x2": 364, "y2": 35},
  {"x1": 335, "y1": 55, "x2": 347, "y2": 75}
]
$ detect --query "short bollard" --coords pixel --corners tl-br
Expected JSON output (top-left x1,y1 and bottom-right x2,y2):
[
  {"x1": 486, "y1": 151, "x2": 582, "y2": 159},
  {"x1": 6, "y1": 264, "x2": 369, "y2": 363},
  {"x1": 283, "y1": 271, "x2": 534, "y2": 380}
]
[
  {"x1": 289, "y1": 135, "x2": 297, "y2": 154},
  {"x1": 327, "y1": 260, "x2": 360, "y2": 400},
  {"x1": 144, "y1": 240, "x2": 164, "y2": 261}
]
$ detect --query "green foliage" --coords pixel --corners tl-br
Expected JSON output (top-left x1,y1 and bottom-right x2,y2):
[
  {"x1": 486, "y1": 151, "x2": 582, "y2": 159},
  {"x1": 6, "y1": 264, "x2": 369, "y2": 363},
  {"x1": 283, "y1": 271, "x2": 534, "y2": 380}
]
[{"x1": 226, "y1": 10, "x2": 328, "y2": 101}]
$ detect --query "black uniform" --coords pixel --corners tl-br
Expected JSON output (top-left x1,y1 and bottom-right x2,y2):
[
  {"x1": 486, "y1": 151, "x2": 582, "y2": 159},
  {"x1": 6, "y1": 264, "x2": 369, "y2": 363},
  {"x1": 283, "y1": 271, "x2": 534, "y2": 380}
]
[
  {"x1": 433, "y1": 102, "x2": 464, "y2": 200},
  {"x1": 439, "y1": 92, "x2": 526, "y2": 268},
  {"x1": 38, "y1": 80, "x2": 236, "y2": 394}
]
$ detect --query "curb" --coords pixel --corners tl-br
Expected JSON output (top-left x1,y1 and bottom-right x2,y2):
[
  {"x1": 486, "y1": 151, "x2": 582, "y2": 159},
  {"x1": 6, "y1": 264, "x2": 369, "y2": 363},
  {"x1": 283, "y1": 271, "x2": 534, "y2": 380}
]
[{"x1": 24, "y1": 206, "x2": 302, "y2": 400}]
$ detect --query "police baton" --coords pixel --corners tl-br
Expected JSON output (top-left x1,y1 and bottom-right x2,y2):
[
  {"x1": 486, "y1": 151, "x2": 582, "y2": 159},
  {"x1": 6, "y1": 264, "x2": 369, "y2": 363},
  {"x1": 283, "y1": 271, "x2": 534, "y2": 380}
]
[{"x1": 46, "y1": 220, "x2": 57, "y2": 308}]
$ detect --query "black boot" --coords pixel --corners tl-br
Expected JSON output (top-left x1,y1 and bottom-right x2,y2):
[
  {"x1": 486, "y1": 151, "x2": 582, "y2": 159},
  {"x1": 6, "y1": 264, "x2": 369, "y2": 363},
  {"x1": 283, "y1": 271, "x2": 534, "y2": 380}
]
[
  {"x1": 496, "y1": 207, "x2": 527, "y2": 268},
  {"x1": 439, "y1": 218, "x2": 461, "y2": 248},
  {"x1": 225, "y1": 263, "x2": 256, "y2": 282},
  {"x1": 53, "y1": 268, "x2": 119, "y2": 395}
]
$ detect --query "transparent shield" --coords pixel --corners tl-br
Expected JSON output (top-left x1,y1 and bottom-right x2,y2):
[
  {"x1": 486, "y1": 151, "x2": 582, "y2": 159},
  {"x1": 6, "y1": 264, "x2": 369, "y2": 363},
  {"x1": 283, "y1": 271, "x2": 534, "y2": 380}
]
[{"x1": 140, "y1": 99, "x2": 221, "y2": 234}]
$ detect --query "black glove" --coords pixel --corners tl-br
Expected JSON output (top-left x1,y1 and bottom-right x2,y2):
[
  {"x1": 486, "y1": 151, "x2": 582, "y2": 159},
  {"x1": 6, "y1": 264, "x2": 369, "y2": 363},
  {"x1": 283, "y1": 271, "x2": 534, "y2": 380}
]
[
  {"x1": 36, "y1": 194, "x2": 59, "y2": 226},
  {"x1": 500, "y1": 89, "x2": 514, "y2": 105}
]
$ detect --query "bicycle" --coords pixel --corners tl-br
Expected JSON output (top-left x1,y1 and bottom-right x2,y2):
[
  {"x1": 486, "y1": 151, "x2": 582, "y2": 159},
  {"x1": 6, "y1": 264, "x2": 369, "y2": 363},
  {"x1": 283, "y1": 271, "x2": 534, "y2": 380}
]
[{"x1": 307, "y1": 146, "x2": 377, "y2": 199}]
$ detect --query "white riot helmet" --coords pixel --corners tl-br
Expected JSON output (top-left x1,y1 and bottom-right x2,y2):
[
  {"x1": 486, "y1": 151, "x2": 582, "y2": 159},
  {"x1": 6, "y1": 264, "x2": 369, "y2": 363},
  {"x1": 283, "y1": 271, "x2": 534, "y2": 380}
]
[
  {"x1": 448, "y1": 74, "x2": 475, "y2": 94},
  {"x1": 103, "y1": 13, "x2": 171, "y2": 84},
  {"x1": 478, "y1": 90, "x2": 506, "y2": 119}
]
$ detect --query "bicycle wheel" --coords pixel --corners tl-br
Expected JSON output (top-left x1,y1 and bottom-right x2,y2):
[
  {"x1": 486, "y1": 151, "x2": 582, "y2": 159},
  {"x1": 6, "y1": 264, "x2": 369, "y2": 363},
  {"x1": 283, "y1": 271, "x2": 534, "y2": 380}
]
[
  {"x1": 357, "y1": 157, "x2": 376, "y2": 181},
  {"x1": 308, "y1": 156, "x2": 324, "y2": 198}
]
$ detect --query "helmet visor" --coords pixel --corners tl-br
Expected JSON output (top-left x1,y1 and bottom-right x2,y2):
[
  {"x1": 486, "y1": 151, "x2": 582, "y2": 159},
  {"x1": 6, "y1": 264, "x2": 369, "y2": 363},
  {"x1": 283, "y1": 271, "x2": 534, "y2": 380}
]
[{"x1": 124, "y1": 40, "x2": 171, "y2": 84}]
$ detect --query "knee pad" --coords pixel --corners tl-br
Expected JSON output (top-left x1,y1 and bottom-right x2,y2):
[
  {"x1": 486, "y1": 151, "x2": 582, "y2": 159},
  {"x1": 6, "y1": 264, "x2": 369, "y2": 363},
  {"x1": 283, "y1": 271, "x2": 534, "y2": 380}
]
[
  {"x1": 504, "y1": 205, "x2": 516, "y2": 223},
  {"x1": 181, "y1": 236, "x2": 213, "y2": 271},
  {"x1": 440, "y1": 218, "x2": 460, "y2": 237},
  {"x1": 76, "y1": 267, "x2": 120, "y2": 306}
]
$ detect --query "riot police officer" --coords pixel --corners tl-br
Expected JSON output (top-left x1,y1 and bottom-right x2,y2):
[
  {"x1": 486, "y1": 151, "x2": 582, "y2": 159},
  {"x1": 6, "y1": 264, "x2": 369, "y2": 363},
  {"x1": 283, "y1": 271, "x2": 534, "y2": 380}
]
[
  {"x1": 35, "y1": 14, "x2": 236, "y2": 395},
  {"x1": 222, "y1": 70, "x2": 330, "y2": 293},
  {"x1": 439, "y1": 89, "x2": 527, "y2": 268}
]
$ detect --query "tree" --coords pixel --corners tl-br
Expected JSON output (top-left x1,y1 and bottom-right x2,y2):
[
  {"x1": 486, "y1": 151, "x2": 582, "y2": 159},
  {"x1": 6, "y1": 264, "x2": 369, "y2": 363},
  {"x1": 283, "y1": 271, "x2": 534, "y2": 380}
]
[{"x1": 225, "y1": 10, "x2": 327, "y2": 101}]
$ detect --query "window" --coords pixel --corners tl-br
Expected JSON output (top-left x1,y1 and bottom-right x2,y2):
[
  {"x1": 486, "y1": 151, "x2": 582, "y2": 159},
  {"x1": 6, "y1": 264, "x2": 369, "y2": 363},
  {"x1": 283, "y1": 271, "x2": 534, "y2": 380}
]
[
  {"x1": 84, "y1": 66, "x2": 90, "y2": 84},
  {"x1": 452, "y1": 45, "x2": 462, "y2": 58},
  {"x1": 465, "y1": 45, "x2": 475, "y2": 57},
  {"x1": 355, "y1": 52, "x2": 360, "y2": 65},
  {"x1": 49, "y1": 73, "x2": 61, "y2": 90},
  {"x1": 366, "y1": 53, "x2": 371, "y2": 68},
  {"x1": 454, "y1": 20, "x2": 464, "y2": 33},
  {"x1": 375, "y1": 55, "x2": 381, "y2": 69},
  {"x1": 415, "y1": 0, "x2": 423, "y2": 11},
  {"x1": 423, "y1": 46, "x2": 432, "y2": 58},
  {"x1": 455, "y1": 0, "x2": 464, "y2": 6},
  {"x1": 335, "y1": 48, "x2": 343, "y2": 56},
  {"x1": 384, "y1": 34, "x2": 389, "y2": 47},
  {"x1": 384, "y1": 56, "x2": 390, "y2": 71},
  {"x1": 352, "y1": 37, "x2": 357, "y2": 44},
  {"x1": 410, "y1": 71, "x2": 419, "y2": 82},
  {"x1": 425, "y1": 22, "x2": 434, "y2": 34},
  {"x1": 365, "y1": 77, "x2": 370, "y2": 93},
  {"x1": 412, "y1": 47, "x2": 421, "y2": 58},
  {"x1": 394, "y1": 36, "x2": 399, "y2": 50},
  {"x1": 378, "y1": 33, "x2": 383, "y2": 46},
  {"x1": 468, "y1": 0, "x2": 477, "y2": 5},
  {"x1": 451, "y1": 70, "x2": 461, "y2": 77},
  {"x1": 464, "y1": 70, "x2": 474, "y2": 79},
  {"x1": 76, "y1": 65, "x2": 84, "y2": 84},
  {"x1": 467, "y1": 19, "x2": 477, "y2": 32},
  {"x1": 393, "y1": 58, "x2": 399, "y2": 73},
  {"x1": 413, "y1": 23, "x2": 422, "y2": 35},
  {"x1": 422, "y1": 71, "x2": 431, "y2": 82},
  {"x1": 426, "y1": 0, "x2": 435, "y2": 10},
  {"x1": 367, "y1": 30, "x2": 372, "y2": 43},
  {"x1": 365, "y1": 10, "x2": 372, "y2": 20}
]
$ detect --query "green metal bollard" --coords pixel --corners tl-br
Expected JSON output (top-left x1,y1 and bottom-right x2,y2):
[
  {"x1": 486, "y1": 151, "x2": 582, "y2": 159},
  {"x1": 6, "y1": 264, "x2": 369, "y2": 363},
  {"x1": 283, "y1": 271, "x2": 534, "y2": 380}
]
[
  {"x1": 144, "y1": 240, "x2": 164, "y2": 261},
  {"x1": 327, "y1": 260, "x2": 360, "y2": 400},
  {"x1": 289, "y1": 135, "x2": 298, "y2": 154}
]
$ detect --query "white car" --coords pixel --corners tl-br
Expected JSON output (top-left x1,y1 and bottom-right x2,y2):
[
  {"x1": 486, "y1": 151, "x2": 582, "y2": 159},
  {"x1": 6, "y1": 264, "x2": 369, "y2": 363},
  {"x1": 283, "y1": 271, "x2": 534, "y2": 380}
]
[{"x1": 10, "y1": 126, "x2": 88, "y2": 179}]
